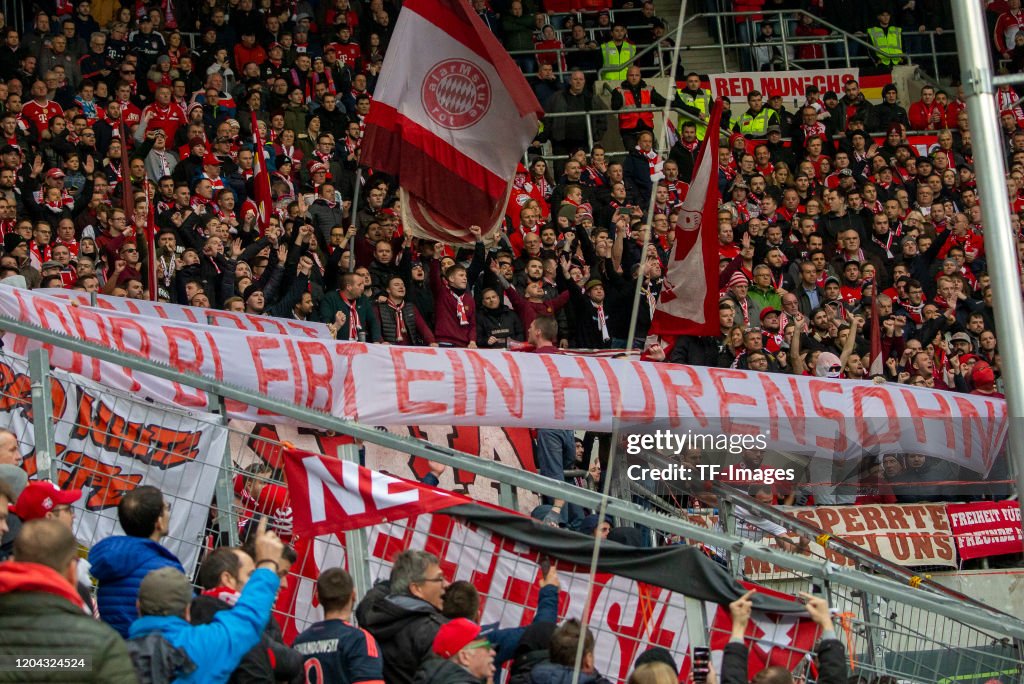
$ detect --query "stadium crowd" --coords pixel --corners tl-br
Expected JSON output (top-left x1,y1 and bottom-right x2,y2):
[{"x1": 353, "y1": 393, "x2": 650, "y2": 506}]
[{"x1": 0, "y1": 472, "x2": 848, "y2": 683}]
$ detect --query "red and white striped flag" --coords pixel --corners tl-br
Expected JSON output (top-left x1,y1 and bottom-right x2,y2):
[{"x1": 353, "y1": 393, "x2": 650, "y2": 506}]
[
  {"x1": 251, "y1": 112, "x2": 273, "y2": 237},
  {"x1": 361, "y1": 0, "x2": 542, "y2": 245},
  {"x1": 650, "y1": 100, "x2": 725, "y2": 338}
]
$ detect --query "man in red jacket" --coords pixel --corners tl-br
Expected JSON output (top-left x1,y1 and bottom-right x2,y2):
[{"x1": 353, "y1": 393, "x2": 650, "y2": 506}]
[
  {"x1": 141, "y1": 85, "x2": 187, "y2": 140},
  {"x1": 908, "y1": 85, "x2": 946, "y2": 131}
]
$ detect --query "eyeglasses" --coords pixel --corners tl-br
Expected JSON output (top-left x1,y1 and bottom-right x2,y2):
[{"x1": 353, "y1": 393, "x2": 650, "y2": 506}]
[
  {"x1": 122, "y1": 248, "x2": 137, "y2": 254},
  {"x1": 416, "y1": 575, "x2": 447, "y2": 584}
]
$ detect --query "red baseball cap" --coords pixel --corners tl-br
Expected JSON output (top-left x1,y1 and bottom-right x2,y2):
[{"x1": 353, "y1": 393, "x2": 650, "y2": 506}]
[
  {"x1": 202, "y1": 152, "x2": 222, "y2": 167},
  {"x1": 432, "y1": 618, "x2": 487, "y2": 658},
  {"x1": 10, "y1": 481, "x2": 82, "y2": 520},
  {"x1": 46, "y1": 168, "x2": 66, "y2": 180}
]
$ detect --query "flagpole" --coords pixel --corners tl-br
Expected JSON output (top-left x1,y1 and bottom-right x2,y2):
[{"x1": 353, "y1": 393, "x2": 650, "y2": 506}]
[
  {"x1": 569, "y1": 4, "x2": 691, "y2": 683},
  {"x1": 145, "y1": 180, "x2": 157, "y2": 301},
  {"x1": 349, "y1": 168, "x2": 363, "y2": 273}
]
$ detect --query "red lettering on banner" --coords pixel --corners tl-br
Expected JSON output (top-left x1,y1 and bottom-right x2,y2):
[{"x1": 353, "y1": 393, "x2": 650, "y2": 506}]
[
  {"x1": 67, "y1": 306, "x2": 111, "y2": 380},
  {"x1": 883, "y1": 507, "x2": 907, "y2": 529},
  {"x1": 901, "y1": 388, "x2": 954, "y2": 450},
  {"x1": 60, "y1": 449, "x2": 144, "y2": 509},
  {"x1": 204, "y1": 332, "x2": 223, "y2": 381},
  {"x1": 298, "y1": 341, "x2": 334, "y2": 409},
  {"x1": 816, "y1": 508, "x2": 840, "y2": 531},
  {"x1": 654, "y1": 365, "x2": 707, "y2": 427},
  {"x1": 335, "y1": 343, "x2": 368, "y2": 419},
  {"x1": 809, "y1": 380, "x2": 846, "y2": 453},
  {"x1": 252, "y1": 316, "x2": 288, "y2": 336},
  {"x1": 249, "y1": 336, "x2": 295, "y2": 415},
  {"x1": 539, "y1": 355, "x2": 601, "y2": 421},
  {"x1": 909, "y1": 533, "x2": 934, "y2": 560},
  {"x1": 708, "y1": 368, "x2": 759, "y2": 436},
  {"x1": 465, "y1": 352, "x2": 523, "y2": 419},
  {"x1": 852, "y1": 385, "x2": 900, "y2": 449},
  {"x1": 0, "y1": 360, "x2": 67, "y2": 421},
  {"x1": 889, "y1": 534, "x2": 911, "y2": 561},
  {"x1": 760, "y1": 375, "x2": 807, "y2": 446},
  {"x1": 839, "y1": 508, "x2": 865, "y2": 533},
  {"x1": 164, "y1": 326, "x2": 207, "y2": 407},
  {"x1": 108, "y1": 314, "x2": 150, "y2": 392},
  {"x1": 393, "y1": 348, "x2": 447, "y2": 415},
  {"x1": 445, "y1": 350, "x2": 468, "y2": 417},
  {"x1": 861, "y1": 507, "x2": 885, "y2": 531},
  {"x1": 933, "y1": 535, "x2": 954, "y2": 560},
  {"x1": 283, "y1": 338, "x2": 302, "y2": 405},
  {"x1": 950, "y1": 395, "x2": 991, "y2": 464},
  {"x1": 713, "y1": 78, "x2": 729, "y2": 95},
  {"x1": 596, "y1": 359, "x2": 656, "y2": 421},
  {"x1": 205, "y1": 310, "x2": 245, "y2": 330},
  {"x1": 904, "y1": 505, "x2": 927, "y2": 529}
]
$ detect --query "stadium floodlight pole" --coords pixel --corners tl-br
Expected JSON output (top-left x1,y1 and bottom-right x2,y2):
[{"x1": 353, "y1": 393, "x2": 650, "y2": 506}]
[
  {"x1": 952, "y1": 2, "x2": 1024, "y2": 512},
  {"x1": 568, "y1": 3, "x2": 691, "y2": 683}
]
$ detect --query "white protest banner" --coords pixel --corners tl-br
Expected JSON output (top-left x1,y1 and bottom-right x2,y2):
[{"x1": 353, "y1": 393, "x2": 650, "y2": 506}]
[
  {"x1": 0, "y1": 353, "x2": 227, "y2": 576},
  {"x1": 34, "y1": 288, "x2": 332, "y2": 339},
  {"x1": 688, "y1": 503, "x2": 956, "y2": 575},
  {"x1": 709, "y1": 69, "x2": 859, "y2": 100},
  {"x1": 0, "y1": 285, "x2": 1007, "y2": 472}
]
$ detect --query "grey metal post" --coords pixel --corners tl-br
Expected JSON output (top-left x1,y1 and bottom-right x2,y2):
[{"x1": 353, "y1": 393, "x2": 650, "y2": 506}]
[
  {"x1": 339, "y1": 443, "x2": 372, "y2": 600},
  {"x1": 214, "y1": 394, "x2": 239, "y2": 548},
  {"x1": 719, "y1": 499, "x2": 742, "y2": 579},
  {"x1": 28, "y1": 349, "x2": 57, "y2": 482},
  {"x1": 585, "y1": 113, "x2": 594, "y2": 152},
  {"x1": 349, "y1": 169, "x2": 363, "y2": 273},
  {"x1": 90, "y1": 291, "x2": 97, "y2": 307},
  {"x1": 952, "y1": 1, "x2": 1024, "y2": 516},
  {"x1": 717, "y1": 15, "x2": 727, "y2": 73},
  {"x1": 498, "y1": 481, "x2": 518, "y2": 510}
]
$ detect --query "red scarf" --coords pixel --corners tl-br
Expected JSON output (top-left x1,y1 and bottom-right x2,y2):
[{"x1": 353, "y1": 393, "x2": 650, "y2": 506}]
[
  {"x1": 387, "y1": 299, "x2": 407, "y2": 341},
  {"x1": 342, "y1": 295, "x2": 361, "y2": 338}
]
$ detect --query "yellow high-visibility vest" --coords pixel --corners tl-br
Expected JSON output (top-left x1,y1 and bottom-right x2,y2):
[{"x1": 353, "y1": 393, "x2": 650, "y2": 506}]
[
  {"x1": 677, "y1": 88, "x2": 712, "y2": 140},
  {"x1": 600, "y1": 40, "x2": 636, "y2": 81},
  {"x1": 867, "y1": 26, "x2": 904, "y2": 66},
  {"x1": 738, "y1": 107, "x2": 774, "y2": 136}
]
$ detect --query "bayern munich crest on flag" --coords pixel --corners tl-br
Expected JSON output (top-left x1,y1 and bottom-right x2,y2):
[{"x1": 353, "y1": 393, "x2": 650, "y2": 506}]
[{"x1": 421, "y1": 58, "x2": 492, "y2": 129}]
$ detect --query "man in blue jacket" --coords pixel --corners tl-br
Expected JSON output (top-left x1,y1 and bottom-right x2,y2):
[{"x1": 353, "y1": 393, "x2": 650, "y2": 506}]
[
  {"x1": 89, "y1": 485, "x2": 184, "y2": 637},
  {"x1": 128, "y1": 517, "x2": 287, "y2": 684}
]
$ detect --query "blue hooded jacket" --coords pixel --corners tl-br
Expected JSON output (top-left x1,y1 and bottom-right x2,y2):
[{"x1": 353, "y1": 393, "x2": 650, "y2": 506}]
[
  {"x1": 128, "y1": 567, "x2": 281, "y2": 684},
  {"x1": 88, "y1": 535, "x2": 184, "y2": 638}
]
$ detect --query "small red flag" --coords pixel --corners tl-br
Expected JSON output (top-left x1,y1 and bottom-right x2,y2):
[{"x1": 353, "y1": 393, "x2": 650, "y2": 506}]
[{"x1": 251, "y1": 112, "x2": 273, "y2": 237}]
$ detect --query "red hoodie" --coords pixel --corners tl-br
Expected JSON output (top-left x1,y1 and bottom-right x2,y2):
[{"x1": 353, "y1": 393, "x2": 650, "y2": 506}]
[{"x1": 0, "y1": 561, "x2": 85, "y2": 609}]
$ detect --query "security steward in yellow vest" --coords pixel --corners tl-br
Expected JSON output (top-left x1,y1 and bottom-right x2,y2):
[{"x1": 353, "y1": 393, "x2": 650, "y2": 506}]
[
  {"x1": 867, "y1": 10, "x2": 904, "y2": 71},
  {"x1": 734, "y1": 90, "x2": 780, "y2": 138},
  {"x1": 677, "y1": 71, "x2": 714, "y2": 140},
  {"x1": 600, "y1": 22, "x2": 636, "y2": 82},
  {"x1": 610, "y1": 65, "x2": 683, "y2": 149}
]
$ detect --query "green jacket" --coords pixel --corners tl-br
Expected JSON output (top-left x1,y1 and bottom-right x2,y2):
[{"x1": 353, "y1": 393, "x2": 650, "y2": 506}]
[
  {"x1": 319, "y1": 290, "x2": 382, "y2": 342},
  {"x1": 503, "y1": 13, "x2": 536, "y2": 53},
  {"x1": 748, "y1": 283, "x2": 782, "y2": 315},
  {"x1": 0, "y1": 562, "x2": 137, "y2": 683}
]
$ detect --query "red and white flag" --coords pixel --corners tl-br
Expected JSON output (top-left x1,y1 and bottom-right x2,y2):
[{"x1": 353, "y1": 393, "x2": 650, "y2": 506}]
[
  {"x1": 361, "y1": 0, "x2": 542, "y2": 245},
  {"x1": 283, "y1": 447, "x2": 471, "y2": 537},
  {"x1": 250, "y1": 112, "x2": 273, "y2": 237},
  {"x1": 650, "y1": 100, "x2": 725, "y2": 338}
]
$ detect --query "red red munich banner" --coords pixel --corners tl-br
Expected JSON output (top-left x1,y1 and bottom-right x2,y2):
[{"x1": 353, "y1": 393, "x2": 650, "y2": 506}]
[{"x1": 946, "y1": 501, "x2": 1024, "y2": 560}]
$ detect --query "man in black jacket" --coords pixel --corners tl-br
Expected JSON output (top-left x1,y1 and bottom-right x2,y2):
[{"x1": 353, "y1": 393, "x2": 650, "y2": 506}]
[
  {"x1": 668, "y1": 301, "x2": 736, "y2": 368},
  {"x1": 360, "y1": 550, "x2": 450, "y2": 684},
  {"x1": 721, "y1": 590, "x2": 847, "y2": 684}
]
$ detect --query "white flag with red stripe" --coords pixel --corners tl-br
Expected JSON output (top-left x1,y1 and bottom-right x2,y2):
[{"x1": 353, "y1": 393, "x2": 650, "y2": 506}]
[
  {"x1": 283, "y1": 448, "x2": 472, "y2": 537},
  {"x1": 361, "y1": 0, "x2": 542, "y2": 245},
  {"x1": 650, "y1": 100, "x2": 725, "y2": 337}
]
